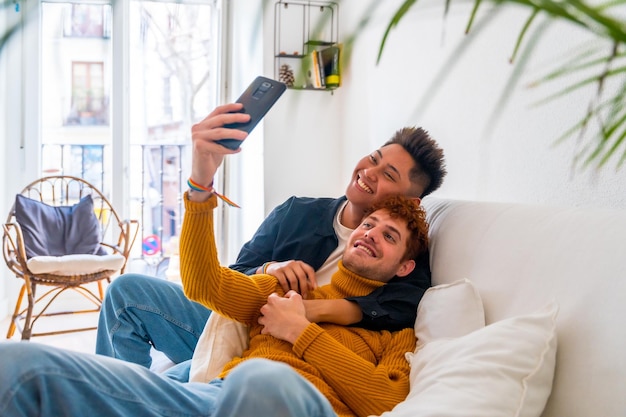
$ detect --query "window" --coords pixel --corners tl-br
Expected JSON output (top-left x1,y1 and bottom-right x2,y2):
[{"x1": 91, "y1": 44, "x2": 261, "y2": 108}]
[
  {"x1": 64, "y1": 4, "x2": 110, "y2": 38},
  {"x1": 37, "y1": 0, "x2": 223, "y2": 262},
  {"x1": 67, "y1": 61, "x2": 107, "y2": 126}
]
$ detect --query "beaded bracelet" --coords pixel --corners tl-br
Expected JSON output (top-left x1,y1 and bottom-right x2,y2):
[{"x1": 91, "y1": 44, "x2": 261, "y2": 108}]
[{"x1": 187, "y1": 178, "x2": 240, "y2": 208}]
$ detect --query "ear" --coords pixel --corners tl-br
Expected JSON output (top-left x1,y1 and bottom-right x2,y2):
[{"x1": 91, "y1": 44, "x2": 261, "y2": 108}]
[
  {"x1": 410, "y1": 196, "x2": 421, "y2": 206},
  {"x1": 394, "y1": 259, "x2": 416, "y2": 278}
]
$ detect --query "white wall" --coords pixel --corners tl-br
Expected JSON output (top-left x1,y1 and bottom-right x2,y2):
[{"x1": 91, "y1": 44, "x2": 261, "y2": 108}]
[{"x1": 260, "y1": 0, "x2": 626, "y2": 214}]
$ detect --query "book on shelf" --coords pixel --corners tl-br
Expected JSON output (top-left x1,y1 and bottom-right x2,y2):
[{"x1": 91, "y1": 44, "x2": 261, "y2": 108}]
[
  {"x1": 314, "y1": 49, "x2": 325, "y2": 88},
  {"x1": 297, "y1": 50, "x2": 324, "y2": 89},
  {"x1": 293, "y1": 44, "x2": 340, "y2": 90},
  {"x1": 319, "y1": 45, "x2": 340, "y2": 88}
]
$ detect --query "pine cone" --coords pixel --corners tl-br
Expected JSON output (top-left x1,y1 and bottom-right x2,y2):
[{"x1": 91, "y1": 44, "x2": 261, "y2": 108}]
[{"x1": 279, "y1": 64, "x2": 295, "y2": 87}]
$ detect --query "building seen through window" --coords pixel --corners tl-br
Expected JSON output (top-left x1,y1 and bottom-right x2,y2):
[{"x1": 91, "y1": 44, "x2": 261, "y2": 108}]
[
  {"x1": 66, "y1": 61, "x2": 107, "y2": 126},
  {"x1": 40, "y1": 0, "x2": 221, "y2": 263}
]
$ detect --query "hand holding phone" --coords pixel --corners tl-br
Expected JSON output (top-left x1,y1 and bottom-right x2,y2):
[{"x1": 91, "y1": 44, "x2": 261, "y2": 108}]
[{"x1": 216, "y1": 76, "x2": 287, "y2": 150}]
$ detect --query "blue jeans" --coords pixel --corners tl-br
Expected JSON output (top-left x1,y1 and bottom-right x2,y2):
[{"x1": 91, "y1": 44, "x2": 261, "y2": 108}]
[
  {"x1": 0, "y1": 342, "x2": 337, "y2": 417},
  {"x1": 96, "y1": 273, "x2": 211, "y2": 379}
]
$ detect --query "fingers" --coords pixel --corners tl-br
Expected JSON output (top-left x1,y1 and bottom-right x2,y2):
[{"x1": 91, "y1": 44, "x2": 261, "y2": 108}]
[
  {"x1": 273, "y1": 261, "x2": 316, "y2": 298},
  {"x1": 208, "y1": 102, "x2": 243, "y2": 116},
  {"x1": 189, "y1": 103, "x2": 251, "y2": 183},
  {"x1": 204, "y1": 103, "x2": 250, "y2": 128},
  {"x1": 258, "y1": 292, "x2": 281, "y2": 335},
  {"x1": 283, "y1": 290, "x2": 303, "y2": 301},
  {"x1": 191, "y1": 103, "x2": 251, "y2": 145},
  {"x1": 267, "y1": 292, "x2": 281, "y2": 301}
]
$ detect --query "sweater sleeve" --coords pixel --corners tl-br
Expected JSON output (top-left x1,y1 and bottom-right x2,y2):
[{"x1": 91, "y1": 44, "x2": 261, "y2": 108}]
[
  {"x1": 180, "y1": 192, "x2": 279, "y2": 325},
  {"x1": 293, "y1": 325, "x2": 415, "y2": 417}
]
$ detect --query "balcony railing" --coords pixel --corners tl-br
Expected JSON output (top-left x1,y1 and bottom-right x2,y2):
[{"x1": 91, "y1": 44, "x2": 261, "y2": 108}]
[{"x1": 41, "y1": 143, "x2": 190, "y2": 268}]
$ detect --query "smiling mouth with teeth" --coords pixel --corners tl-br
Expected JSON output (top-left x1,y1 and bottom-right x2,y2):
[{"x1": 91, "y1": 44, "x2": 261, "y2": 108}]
[
  {"x1": 355, "y1": 242, "x2": 376, "y2": 257},
  {"x1": 357, "y1": 176, "x2": 373, "y2": 194}
]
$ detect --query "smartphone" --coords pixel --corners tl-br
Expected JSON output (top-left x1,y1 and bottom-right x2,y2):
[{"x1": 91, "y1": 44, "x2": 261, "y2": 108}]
[{"x1": 216, "y1": 76, "x2": 287, "y2": 150}]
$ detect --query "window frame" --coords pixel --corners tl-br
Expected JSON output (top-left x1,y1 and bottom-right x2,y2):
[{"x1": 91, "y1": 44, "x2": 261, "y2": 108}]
[{"x1": 17, "y1": 0, "x2": 264, "y2": 265}]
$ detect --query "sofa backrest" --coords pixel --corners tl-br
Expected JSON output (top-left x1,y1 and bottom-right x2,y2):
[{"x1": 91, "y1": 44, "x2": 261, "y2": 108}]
[{"x1": 422, "y1": 197, "x2": 626, "y2": 417}]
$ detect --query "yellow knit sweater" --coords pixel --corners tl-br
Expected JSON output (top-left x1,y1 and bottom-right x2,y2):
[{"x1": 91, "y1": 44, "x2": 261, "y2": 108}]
[{"x1": 180, "y1": 194, "x2": 416, "y2": 417}]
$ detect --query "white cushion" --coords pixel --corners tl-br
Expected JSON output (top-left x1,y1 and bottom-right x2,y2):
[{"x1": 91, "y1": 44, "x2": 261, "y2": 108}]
[
  {"x1": 189, "y1": 313, "x2": 248, "y2": 383},
  {"x1": 375, "y1": 301, "x2": 559, "y2": 417},
  {"x1": 414, "y1": 278, "x2": 485, "y2": 345},
  {"x1": 27, "y1": 254, "x2": 125, "y2": 275}
]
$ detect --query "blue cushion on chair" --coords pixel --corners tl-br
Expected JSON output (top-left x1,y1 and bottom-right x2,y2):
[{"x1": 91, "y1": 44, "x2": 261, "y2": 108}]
[{"x1": 14, "y1": 194, "x2": 102, "y2": 259}]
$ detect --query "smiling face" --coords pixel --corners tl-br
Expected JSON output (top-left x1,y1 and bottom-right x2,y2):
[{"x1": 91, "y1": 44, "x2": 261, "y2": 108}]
[
  {"x1": 344, "y1": 144, "x2": 423, "y2": 223},
  {"x1": 341, "y1": 208, "x2": 416, "y2": 283}
]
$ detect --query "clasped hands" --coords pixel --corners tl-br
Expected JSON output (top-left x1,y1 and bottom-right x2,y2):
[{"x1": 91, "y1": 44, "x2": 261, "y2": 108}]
[
  {"x1": 263, "y1": 260, "x2": 317, "y2": 298},
  {"x1": 257, "y1": 260, "x2": 326, "y2": 344},
  {"x1": 258, "y1": 291, "x2": 311, "y2": 345}
]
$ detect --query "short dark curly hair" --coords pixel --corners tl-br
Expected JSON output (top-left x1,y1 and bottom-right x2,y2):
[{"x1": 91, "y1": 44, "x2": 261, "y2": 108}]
[
  {"x1": 383, "y1": 127, "x2": 447, "y2": 198},
  {"x1": 364, "y1": 195, "x2": 429, "y2": 262}
]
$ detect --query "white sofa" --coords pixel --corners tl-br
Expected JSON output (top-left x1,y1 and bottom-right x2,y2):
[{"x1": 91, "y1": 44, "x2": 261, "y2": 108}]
[
  {"x1": 418, "y1": 197, "x2": 626, "y2": 417},
  {"x1": 189, "y1": 196, "x2": 626, "y2": 417}
]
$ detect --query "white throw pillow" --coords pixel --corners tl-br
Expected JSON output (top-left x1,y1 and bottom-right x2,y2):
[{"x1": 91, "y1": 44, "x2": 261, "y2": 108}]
[
  {"x1": 189, "y1": 313, "x2": 249, "y2": 383},
  {"x1": 27, "y1": 254, "x2": 125, "y2": 275},
  {"x1": 376, "y1": 301, "x2": 559, "y2": 417},
  {"x1": 414, "y1": 278, "x2": 485, "y2": 345}
]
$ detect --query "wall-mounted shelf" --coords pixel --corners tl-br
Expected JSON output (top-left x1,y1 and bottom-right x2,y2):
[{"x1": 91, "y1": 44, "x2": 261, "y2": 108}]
[{"x1": 274, "y1": 0, "x2": 340, "y2": 92}]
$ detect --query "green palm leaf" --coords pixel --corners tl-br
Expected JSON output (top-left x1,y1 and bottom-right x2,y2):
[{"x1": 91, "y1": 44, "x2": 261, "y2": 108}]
[{"x1": 364, "y1": 0, "x2": 626, "y2": 170}]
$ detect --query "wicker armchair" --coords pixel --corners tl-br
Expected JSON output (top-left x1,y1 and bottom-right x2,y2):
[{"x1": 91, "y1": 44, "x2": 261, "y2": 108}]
[{"x1": 2, "y1": 175, "x2": 139, "y2": 340}]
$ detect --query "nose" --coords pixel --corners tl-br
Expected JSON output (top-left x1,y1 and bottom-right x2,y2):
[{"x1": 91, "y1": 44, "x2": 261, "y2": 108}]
[{"x1": 362, "y1": 167, "x2": 379, "y2": 181}]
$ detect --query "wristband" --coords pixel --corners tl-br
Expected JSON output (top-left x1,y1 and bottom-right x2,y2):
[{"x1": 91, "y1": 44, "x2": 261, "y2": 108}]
[
  {"x1": 187, "y1": 178, "x2": 240, "y2": 208},
  {"x1": 187, "y1": 178, "x2": 214, "y2": 192}
]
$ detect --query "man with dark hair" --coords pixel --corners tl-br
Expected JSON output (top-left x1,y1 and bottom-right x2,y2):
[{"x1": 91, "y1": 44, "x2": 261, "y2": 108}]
[{"x1": 384, "y1": 126, "x2": 446, "y2": 197}]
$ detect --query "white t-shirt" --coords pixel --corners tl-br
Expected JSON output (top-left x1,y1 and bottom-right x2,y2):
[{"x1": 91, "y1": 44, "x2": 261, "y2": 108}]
[{"x1": 313, "y1": 200, "x2": 352, "y2": 286}]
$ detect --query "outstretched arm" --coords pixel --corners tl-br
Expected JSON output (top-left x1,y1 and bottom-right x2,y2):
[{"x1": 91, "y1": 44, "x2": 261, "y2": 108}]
[
  {"x1": 180, "y1": 104, "x2": 279, "y2": 325},
  {"x1": 181, "y1": 194, "x2": 278, "y2": 325}
]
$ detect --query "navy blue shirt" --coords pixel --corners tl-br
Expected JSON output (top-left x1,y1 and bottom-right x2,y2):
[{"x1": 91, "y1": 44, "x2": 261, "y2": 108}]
[{"x1": 229, "y1": 196, "x2": 431, "y2": 331}]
